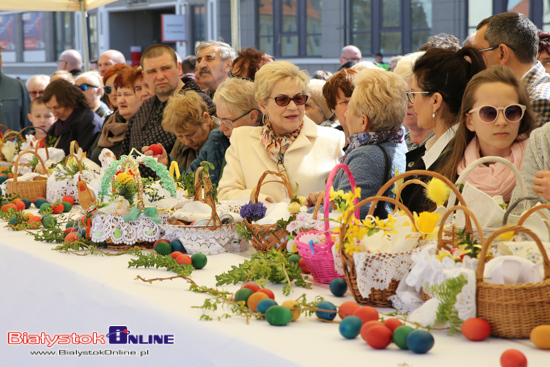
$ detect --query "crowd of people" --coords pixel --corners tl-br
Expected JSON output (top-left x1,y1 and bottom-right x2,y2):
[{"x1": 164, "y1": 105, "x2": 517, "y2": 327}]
[{"x1": 3, "y1": 11, "x2": 550, "y2": 215}]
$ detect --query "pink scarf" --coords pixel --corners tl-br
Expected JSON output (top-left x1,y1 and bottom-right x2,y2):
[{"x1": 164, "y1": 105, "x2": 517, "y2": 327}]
[{"x1": 457, "y1": 137, "x2": 527, "y2": 202}]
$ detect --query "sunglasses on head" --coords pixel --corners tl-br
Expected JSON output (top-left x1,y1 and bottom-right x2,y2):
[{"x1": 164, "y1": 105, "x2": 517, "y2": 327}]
[
  {"x1": 468, "y1": 104, "x2": 526, "y2": 124},
  {"x1": 104, "y1": 85, "x2": 117, "y2": 95},
  {"x1": 269, "y1": 94, "x2": 309, "y2": 107},
  {"x1": 78, "y1": 83, "x2": 98, "y2": 92}
]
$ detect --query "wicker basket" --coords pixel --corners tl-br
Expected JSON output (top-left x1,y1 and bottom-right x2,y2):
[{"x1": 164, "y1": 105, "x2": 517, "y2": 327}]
[
  {"x1": 0, "y1": 130, "x2": 24, "y2": 167},
  {"x1": 295, "y1": 163, "x2": 359, "y2": 283},
  {"x1": 163, "y1": 167, "x2": 239, "y2": 255},
  {"x1": 244, "y1": 170, "x2": 294, "y2": 253},
  {"x1": 339, "y1": 195, "x2": 418, "y2": 307},
  {"x1": 476, "y1": 225, "x2": 550, "y2": 338},
  {"x1": 7, "y1": 150, "x2": 49, "y2": 201}
]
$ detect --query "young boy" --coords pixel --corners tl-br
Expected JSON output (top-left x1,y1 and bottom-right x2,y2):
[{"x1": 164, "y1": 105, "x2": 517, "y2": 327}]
[{"x1": 27, "y1": 97, "x2": 55, "y2": 140}]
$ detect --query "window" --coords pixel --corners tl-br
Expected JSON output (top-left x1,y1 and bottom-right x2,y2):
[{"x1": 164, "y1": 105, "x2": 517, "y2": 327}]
[
  {"x1": 191, "y1": 5, "x2": 206, "y2": 52},
  {"x1": 88, "y1": 13, "x2": 98, "y2": 61},
  {"x1": 54, "y1": 12, "x2": 75, "y2": 59},
  {"x1": 350, "y1": 0, "x2": 432, "y2": 57},
  {"x1": 257, "y1": 0, "x2": 323, "y2": 57},
  {"x1": 467, "y1": 1, "x2": 492, "y2": 35}
]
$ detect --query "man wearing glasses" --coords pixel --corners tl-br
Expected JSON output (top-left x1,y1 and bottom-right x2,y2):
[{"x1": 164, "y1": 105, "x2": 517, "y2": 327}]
[
  {"x1": 56, "y1": 49, "x2": 83, "y2": 78},
  {"x1": 339, "y1": 45, "x2": 362, "y2": 69},
  {"x1": 25, "y1": 74, "x2": 49, "y2": 101},
  {"x1": 473, "y1": 12, "x2": 550, "y2": 127},
  {"x1": 0, "y1": 46, "x2": 31, "y2": 131}
]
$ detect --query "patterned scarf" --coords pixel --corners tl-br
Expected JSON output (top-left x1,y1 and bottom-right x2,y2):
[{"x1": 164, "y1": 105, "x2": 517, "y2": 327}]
[
  {"x1": 343, "y1": 127, "x2": 405, "y2": 160},
  {"x1": 260, "y1": 121, "x2": 303, "y2": 165}
]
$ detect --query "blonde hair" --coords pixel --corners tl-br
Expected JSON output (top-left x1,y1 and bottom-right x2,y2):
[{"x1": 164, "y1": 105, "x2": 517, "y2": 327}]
[
  {"x1": 76, "y1": 71, "x2": 105, "y2": 97},
  {"x1": 162, "y1": 90, "x2": 208, "y2": 134},
  {"x1": 351, "y1": 61, "x2": 384, "y2": 72},
  {"x1": 213, "y1": 78, "x2": 258, "y2": 116},
  {"x1": 348, "y1": 69, "x2": 407, "y2": 132},
  {"x1": 254, "y1": 61, "x2": 309, "y2": 104},
  {"x1": 308, "y1": 79, "x2": 334, "y2": 121},
  {"x1": 393, "y1": 51, "x2": 426, "y2": 82}
]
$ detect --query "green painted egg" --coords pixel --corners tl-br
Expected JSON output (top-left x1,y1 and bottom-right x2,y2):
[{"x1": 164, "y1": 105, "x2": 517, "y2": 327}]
[
  {"x1": 61, "y1": 201, "x2": 72, "y2": 212},
  {"x1": 65, "y1": 220, "x2": 75, "y2": 229},
  {"x1": 39, "y1": 203, "x2": 51, "y2": 213},
  {"x1": 265, "y1": 306, "x2": 293, "y2": 326},
  {"x1": 191, "y1": 253, "x2": 207, "y2": 269},
  {"x1": 393, "y1": 325, "x2": 414, "y2": 350},
  {"x1": 21, "y1": 198, "x2": 31, "y2": 209},
  {"x1": 154, "y1": 241, "x2": 172, "y2": 255},
  {"x1": 288, "y1": 254, "x2": 301, "y2": 264},
  {"x1": 41, "y1": 215, "x2": 57, "y2": 228},
  {"x1": 235, "y1": 288, "x2": 254, "y2": 305}
]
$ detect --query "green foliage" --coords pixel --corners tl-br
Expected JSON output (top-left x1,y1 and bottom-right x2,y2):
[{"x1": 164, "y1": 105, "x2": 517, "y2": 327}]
[
  {"x1": 142, "y1": 177, "x2": 166, "y2": 202},
  {"x1": 128, "y1": 252, "x2": 194, "y2": 277},
  {"x1": 113, "y1": 179, "x2": 139, "y2": 205},
  {"x1": 456, "y1": 229, "x2": 481, "y2": 259},
  {"x1": 215, "y1": 249, "x2": 311, "y2": 296},
  {"x1": 235, "y1": 222, "x2": 253, "y2": 241},
  {"x1": 427, "y1": 274, "x2": 468, "y2": 334},
  {"x1": 175, "y1": 171, "x2": 195, "y2": 196},
  {"x1": 53, "y1": 156, "x2": 89, "y2": 181}
]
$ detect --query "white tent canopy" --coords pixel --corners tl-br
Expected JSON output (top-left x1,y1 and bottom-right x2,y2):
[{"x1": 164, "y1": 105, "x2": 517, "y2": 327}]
[
  {"x1": 0, "y1": 0, "x2": 118, "y2": 70},
  {"x1": 0, "y1": 0, "x2": 114, "y2": 12}
]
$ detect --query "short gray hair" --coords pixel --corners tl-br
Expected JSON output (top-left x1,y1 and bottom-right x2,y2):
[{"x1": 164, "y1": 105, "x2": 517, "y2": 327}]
[
  {"x1": 484, "y1": 12, "x2": 538, "y2": 64},
  {"x1": 195, "y1": 41, "x2": 237, "y2": 61},
  {"x1": 26, "y1": 74, "x2": 50, "y2": 90}
]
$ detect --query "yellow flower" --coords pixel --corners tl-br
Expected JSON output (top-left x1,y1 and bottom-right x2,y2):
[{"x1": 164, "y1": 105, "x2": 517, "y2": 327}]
[
  {"x1": 414, "y1": 211, "x2": 441, "y2": 236},
  {"x1": 297, "y1": 196, "x2": 307, "y2": 206},
  {"x1": 425, "y1": 178, "x2": 451, "y2": 207},
  {"x1": 498, "y1": 231, "x2": 515, "y2": 241},
  {"x1": 436, "y1": 250, "x2": 452, "y2": 261}
]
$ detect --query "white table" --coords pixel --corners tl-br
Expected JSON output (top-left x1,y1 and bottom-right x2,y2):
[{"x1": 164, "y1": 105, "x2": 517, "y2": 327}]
[{"x1": 1, "y1": 223, "x2": 548, "y2": 366}]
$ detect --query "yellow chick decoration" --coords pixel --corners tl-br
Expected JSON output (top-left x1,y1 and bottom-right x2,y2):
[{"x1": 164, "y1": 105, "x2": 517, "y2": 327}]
[{"x1": 425, "y1": 178, "x2": 451, "y2": 207}]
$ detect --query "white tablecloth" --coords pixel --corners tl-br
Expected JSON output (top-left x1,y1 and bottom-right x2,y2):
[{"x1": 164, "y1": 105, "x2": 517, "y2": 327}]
[{"x1": 1, "y1": 223, "x2": 548, "y2": 366}]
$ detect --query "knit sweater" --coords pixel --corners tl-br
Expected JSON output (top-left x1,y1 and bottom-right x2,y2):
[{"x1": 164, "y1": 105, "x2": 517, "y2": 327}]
[{"x1": 334, "y1": 141, "x2": 407, "y2": 219}]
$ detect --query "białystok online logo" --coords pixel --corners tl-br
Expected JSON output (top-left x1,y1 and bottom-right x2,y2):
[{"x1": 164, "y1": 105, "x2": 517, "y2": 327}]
[{"x1": 7, "y1": 326, "x2": 175, "y2": 347}]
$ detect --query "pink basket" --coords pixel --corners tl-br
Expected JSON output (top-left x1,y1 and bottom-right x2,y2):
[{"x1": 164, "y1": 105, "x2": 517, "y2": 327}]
[{"x1": 294, "y1": 163, "x2": 359, "y2": 283}]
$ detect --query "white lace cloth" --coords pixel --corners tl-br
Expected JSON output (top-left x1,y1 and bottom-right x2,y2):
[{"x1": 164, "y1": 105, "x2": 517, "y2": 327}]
[
  {"x1": 390, "y1": 245, "x2": 477, "y2": 327},
  {"x1": 47, "y1": 169, "x2": 99, "y2": 204},
  {"x1": 162, "y1": 224, "x2": 241, "y2": 255},
  {"x1": 91, "y1": 213, "x2": 165, "y2": 245},
  {"x1": 353, "y1": 249, "x2": 420, "y2": 299}
]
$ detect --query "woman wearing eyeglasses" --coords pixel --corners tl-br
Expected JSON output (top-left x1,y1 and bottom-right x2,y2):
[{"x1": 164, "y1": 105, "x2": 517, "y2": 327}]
[
  {"x1": 75, "y1": 71, "x2": 112, "y2": 119},
  {"x1": 42, "y1": 79, "x2": 103, "y2": 155},
  {"x1": 88, "y1": 68, "x2": 145, "y2": 165},
  {"x1": 400, "y1": 47, "x2": 485, "y2": 213},
  {"x1": 439, "y1": 66, "x2": 534, "y2": 203},
  {"x1": 218, "y1": 61, "x2": 345, "y2": 202},
  {"x1": 102, "y1": 64, "x2": 133, "y2": 111}
]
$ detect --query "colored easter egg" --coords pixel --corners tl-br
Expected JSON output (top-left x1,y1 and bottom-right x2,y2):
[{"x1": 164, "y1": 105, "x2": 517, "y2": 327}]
[
  {"x1": 265, "y1": 306, "x2": 293, "y2": 326},
  {"x1": 242, "y1": 283, "x2": 261, "y2": 293},
  {"x1": 0, "y1": 176, "x2": 7, "y2": 184},
  {"x1": 338, "y1": 301, "x2": 361, "y2": 320},
  {"x1": 41, "y1": 215, "x2": 57, "y2": 228},
  {"x1": 288, "y1": 254, "x2": 301, "y2": 263},
  {"x1": 12, "y1": 200, "x2": 25, "y2": 212},
  {"x1": 21, "y1": 198, "x2": 31, "y2": 209},
  {"x1": 500, "y1": 349, "x2": 527, "y2": 367},
  {"x1": 65, "y1": 220, "x2": 75, "y2": 229},
  {"x1": 461, "y1": 318, "x2": 491, "y2": 341},
  {"x1": 149, "y1": 144, "x2": 163, "y2": 156},
  {"x1": 315, "y1": 301, "x2": 337, "y2": 321},
  {"x1": 298, "y1": 258, "x2": 310, "y2": 274},
  {"x1": 384, "y1": 318, "x2": 403, "y2": 332},
  {"x1": 62, "y1": 195, "x2": 75, "y2": 205},
  {"x1": 171, "y1": 251, "x2": 184, "y2": 260},
  {"x1": 329, "y1": 277, "x2": 348, "y2": 297},
  {"x1": 64, "y1": 233, "x2": 80, "y2": 243},
  {"x1": 191, "y1": 253, "x2": 207, "y2": 269},
  {"x1": 248, "y1": 292, "x2": 269, "y2": 312},
  {"x1": 235, "y1": 288, "x2": 254, "y2": 305},
  {"x1": 257, "y1": 288, "x2": 275, "y2": 300},
  {"x1": 392, "y1": 325, "x2": 414, "y2": 350},
  {"x1": 256, "y1": 298, "x2": 278, "y2": 314},
  {"x1": 39, "y1": 203, "x2": 51, "y2": 213},
  {"x1": 530, "y1": 325, "x2": 550, "y2": 349},
  {"x1": 339, "y1": 315, "x2": 363, "y2": 339},
  {"x1": 154, "y1": 241, "x2": 172, "y2": 255},
  {"x1": 364, "y1": 325, "x2": 393, "y2": 349},
  {"x1": 176, "y1": 254, "x2": 192, "y2": 265},
  {"x1": 170, "y1": 240, "x2": 184, "y2": 253},
  {"x1": 407, "y1": 330, "x2": 435, "y2": 354},
  {"x1": 281, "y1": 300, "x2": 301, "y2": 321},
  {"x1": 34, "y1": 198, "x2": 47, "y2": 208},
  {"x1": 353, "y1": 306, "x2": 379, "y2": 324},
  {"x1": 61, "y1": 202, "x2": 72, "y2": 212}
]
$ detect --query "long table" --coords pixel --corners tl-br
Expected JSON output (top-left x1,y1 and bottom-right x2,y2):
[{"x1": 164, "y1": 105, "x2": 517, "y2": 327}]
[{"x1": 1, "y1": 222, "x2": 548, "y2": 366}]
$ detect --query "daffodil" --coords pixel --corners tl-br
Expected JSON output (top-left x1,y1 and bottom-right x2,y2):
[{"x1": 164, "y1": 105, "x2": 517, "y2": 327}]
[
  {"x1": 498, "y1": 230, "x2": 515, "y2": 241},
  {"x1": 413, "y1": 211, "x2": 441, "y2": 238}
]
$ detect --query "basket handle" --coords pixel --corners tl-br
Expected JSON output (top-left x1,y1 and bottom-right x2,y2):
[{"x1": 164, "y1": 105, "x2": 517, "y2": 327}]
[
  {"x1": 322, "y1": 163, "x2": 360, "y2": 237},
  {"x1": 12, "y1": 150, "x2": 49, "y2": 182},
  {"x1": 375, "y1": 169, "x2": 468, "y2": 208},
  {"x1": 70, "y1": 140, "x2": 81, "y2": 156},
  {"x1": 476, "y1": 225, "x2": 550, "y2": 282},
  {"x1": 449, "y1": 156, "x2": 527, "y2": 211},
  {"x1": 194, "y1": 166, "x2": 221, "y2": 228},
  {"x1": 2, "y1": 130, "x2": 22, "y2": 143},
  {"x1": 0, "y1": 125, "x2": 11, "y2": 136},
  {"x1": 436, "y1": 204, "x2": 485, "y2": 252},
  {"x1": 503, "y1": 196, "x2": 543, "y2": 226},
  {"x1": 339, "y1": 195, "x2": 416, "y2": 265},
  {"x1": 395, "y1": 179, "x2": 428, "y2": 203},
  {"x1": 120, "y1": 156, "x2": 144, "y2": 210},
  {"x1": 250, "y1": 170, "x2": 294, "y2": 203},
  {"x1": 516, "y1": 203, "x2": 550, "y2": 227},
  {"x1": 63, "y1": 153, "x2": 84, "y2": 175}
]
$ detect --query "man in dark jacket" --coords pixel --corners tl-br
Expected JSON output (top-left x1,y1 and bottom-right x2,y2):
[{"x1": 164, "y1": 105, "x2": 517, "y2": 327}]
[{"x1": 0, "y1": 47, "x2": 31, "y2": 131}]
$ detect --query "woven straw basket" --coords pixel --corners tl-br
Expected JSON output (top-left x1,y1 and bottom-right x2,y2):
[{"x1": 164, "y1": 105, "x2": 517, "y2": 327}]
[
  {"x1": 339, "y1": 195, "x2": 417, "y2": 307},
  {"x1": 7, "y1": 150, "x2": 49, "y2": 201},
  {"x1": 476, "y1": 225, "x2": 550, "y2": 338},
  {"x1": 245, "y1": 170, "x2": 293, "y2": 253}
]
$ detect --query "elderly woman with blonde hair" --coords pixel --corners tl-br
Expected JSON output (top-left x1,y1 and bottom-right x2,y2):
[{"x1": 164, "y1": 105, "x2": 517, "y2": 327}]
[
  {"x1": 218, "y1": 61, "x2": 345, "y2": 202},
  {"x1": 308, "y1": 69, "x2": 408, "y2": 218}
]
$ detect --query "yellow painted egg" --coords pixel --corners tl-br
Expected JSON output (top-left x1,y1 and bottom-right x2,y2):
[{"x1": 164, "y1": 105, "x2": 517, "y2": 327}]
[
  {"x1": 282, "y1": 300, "x2": 301, "y2": 321},
  {"x1": 530, "y1": 325, "x2": 550, "y2": 349},
  {"x1": 116, "y1": 173, "x2": 132, "y2": 184}
]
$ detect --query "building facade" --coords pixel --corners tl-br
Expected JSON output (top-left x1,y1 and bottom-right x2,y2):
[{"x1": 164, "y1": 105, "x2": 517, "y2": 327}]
[{"x1": 0, "y1": 0, "x2": 547, "y2": 79}]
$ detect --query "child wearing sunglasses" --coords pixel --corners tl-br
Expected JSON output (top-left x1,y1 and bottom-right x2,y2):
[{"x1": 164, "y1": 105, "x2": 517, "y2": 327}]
[{"x1": 440, "y1": 66, "x2": 535, "y2": 203}]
